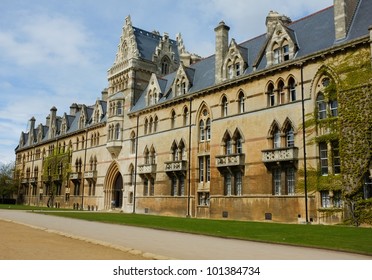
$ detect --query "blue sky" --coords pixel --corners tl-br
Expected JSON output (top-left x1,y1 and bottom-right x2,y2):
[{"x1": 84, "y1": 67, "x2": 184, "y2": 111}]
[{"x1": 0, "y1": 0, "x2": 333, "y2": 164}]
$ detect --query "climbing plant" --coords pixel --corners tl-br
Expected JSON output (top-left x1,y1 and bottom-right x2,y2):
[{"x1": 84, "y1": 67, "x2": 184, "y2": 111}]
[
  {"x1": 42, "y1": 148, "x2": 71, "y2": 207},
  {"x1": 302, "y1": 47, "x2": 372, "y2": 225}
]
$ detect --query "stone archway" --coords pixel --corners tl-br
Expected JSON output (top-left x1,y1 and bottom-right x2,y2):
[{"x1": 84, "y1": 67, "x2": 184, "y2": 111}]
[
  {"x1": 113, "y1": 173, "x2": 123, "y2": 208},
  {"x1": 104, "y1": 161, "x2": 124, "y2": 209}
]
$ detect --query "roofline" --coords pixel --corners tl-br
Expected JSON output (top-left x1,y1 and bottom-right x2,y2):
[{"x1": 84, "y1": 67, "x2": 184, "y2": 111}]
[{"x1": 128, "y1": 34, "x2": 370, "y2": 117}]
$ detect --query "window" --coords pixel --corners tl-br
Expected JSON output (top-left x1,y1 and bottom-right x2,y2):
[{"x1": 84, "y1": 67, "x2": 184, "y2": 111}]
[
  {"x1": 235, "y1": 172, "x2": 242, "y2": 196},
  {"x1": 273, "y1": 169, "x2": 281, "y2": 195},
  {"x1": 171, "y1": 110, "x2": 176, "y2": 129},
  {"x1": 221, "y1": 96, "x2": 228, "y2": 117},
  {"x1": 144, "y1": 118, "x2": 148, "y2": 135},
  {"x1": 224, "y1": 173, "x2": 232, "y2": 195},
  {"x1": 283, "y1": 45, "x2": 289, "y2": 61},
  {"x1": 235, "y1": 63, "x2": 241, "y2": 76},
  {"x1": 273, "y1": 47, "x2": 280, "y2": 64},
  {"x1": 330, "y1": 100, "x2": 338, "y2": 117},
  {"x1": 130, "y1": 131, "x2": 136, "y2": 154},
  {"x1": 332, "y1": 141, "x2": 341, "y2": 174},
  {"x1": 288, "y1": 78, "x2": 296, "y2": 102},
  {"x1": 161, "y1": 56, "x2": 170, "y2": 75},
  {"x1": 199, "y1": 156, "x2": 210, "y2": 183},
  {"x1": 278, "y1": 81, "x2": 285, "y2": 104},
  {"x1": 115, "y1": 124, "x2": 120, "y2": 140},
  {"x1": 225, "y1": 134, "x2": 232, "y2": 155},
  {"x1": 238, "y1": 92, "x2": 245, "y2": 113},
  {"x1": 287, "y1": 167, "x2": 295, "y2": 195},
  {"x1": 321, "y1": 190, "x2": 331, "y2": 208},
  {"x1": 333, "y1": 190, "x2": 342, "y2": 208},
  {"x1": 317, "y1": 93, "x2": 327, "y2": 120},
  {"x1": 183, "y1": 107, "x2": 188, "y2": 126},
  {"x1": 273, "y1": 127, "x2": 281, "y2": 149},
  {"x1": 268, "y1": 83, "x2": 275, "y2": 107},
  {"x1": 286, "y1": 126, "x2": 295, "y2": 147},
  {"x1": 206, "y1": 119, "x2": 211, "y2": 140},
  {"x1": 154, "y1": 116, "x2": 158, "y2": 132},
  {"x1": 319, "y1": 142, "x2": 328, "y2": 175},
  {"x1": 116, "y1": 101, "x2": 122, "y2": 115},
  {"x1": 199, "y1": 120, "x2": 205, "y2": 141}
]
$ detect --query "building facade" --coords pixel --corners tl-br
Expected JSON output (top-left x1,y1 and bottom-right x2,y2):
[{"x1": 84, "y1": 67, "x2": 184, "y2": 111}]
[{"x1": 15, "y1": 0, "x2": 372, "y2": 224}]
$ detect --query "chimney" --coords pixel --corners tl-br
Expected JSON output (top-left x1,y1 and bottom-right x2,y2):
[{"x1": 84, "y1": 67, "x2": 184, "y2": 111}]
[
  {"x1": 48, "y1": 106, "x2": 57, "y2": 138},
  {"x1": 70, "y1": 103, "x2": 78, "y2": 115},
  {"x1": 334, "y1": 0, "x2": 360, "y2": 41},
  {"x1": 28, "y1": 116, "x2": 36, "y2": 145},
  {"x1": 266, "y1": 11, "x2": 291, "y2": 36},
  {"x1": 214, "y1": 21, "x2": 230, "y2": 84},
  {"x1": 101, "y1": 89, "x2": 108, "y2": 102}
]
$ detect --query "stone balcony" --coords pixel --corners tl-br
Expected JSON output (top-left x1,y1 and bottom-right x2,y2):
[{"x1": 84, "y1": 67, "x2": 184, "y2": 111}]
[
  {"x1": 21, "y1": 178, "x2": 29, "y2": 184},
  {"x1": 215, "y1": 153, "x2": 245, "y2": 172},
  {"x1": 84, "y1": 170, "x2": 97, "y2": 182},
  {"x1": 69, "y1": 172, "x2": 82, "y2": 181},
  {"x1": 164, "y1": 160, "x2": 187, "y2": 176},
  {"x1": 137, "y1": 163, "x2": 157, "y2": 178},
  {"x1": 262, "y1": 147, "x2": 299, "y2": 165}
]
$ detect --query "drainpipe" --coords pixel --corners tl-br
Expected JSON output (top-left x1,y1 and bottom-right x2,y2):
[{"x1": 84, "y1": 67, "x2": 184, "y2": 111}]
[
  {"x1": 133, "y1": 113, "x2": 139, "y2": 213},
  {"x1": 81, "y1": 129, "x2": 88, "y2": 210},
  {"x1": 300, "y1": 63, "x2": 309, "y2": 223},
  {"x1": 187, "y1": 98, "x2": 192, "y2": 217}
]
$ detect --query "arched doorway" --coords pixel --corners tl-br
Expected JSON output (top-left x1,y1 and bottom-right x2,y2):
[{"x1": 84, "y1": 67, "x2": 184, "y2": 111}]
[
  {"x1": 113, "y1": 173, "x2": 123, "y2": 208},
  {"x1": 104, "y1": 161, "x2": 124, "y2": 210}
]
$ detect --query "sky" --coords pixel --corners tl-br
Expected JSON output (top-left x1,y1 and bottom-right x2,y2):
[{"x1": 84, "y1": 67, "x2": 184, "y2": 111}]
[{"x1": 0, "y1": 0, "x2": 333, "y2": 165}]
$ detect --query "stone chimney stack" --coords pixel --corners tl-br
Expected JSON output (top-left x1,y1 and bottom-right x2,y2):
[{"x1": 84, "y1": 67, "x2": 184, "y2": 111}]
[
  {"x1": 28, "y1": 116, "x2": 36, "y2": 145},
  {"x1": 214, "y1": 21, "x2": 230, "y2": 84},
  {"x1": 266, "y1": 11, "x2": 291, "y2": 37},
  {"x1": 48, "y1": 106, "x2": 57, "y2": 139},
  {"x1": 70, "y1": 103, "x2": 78, "y2": 116},
  {"x1": 334, "y1": 0, "x2": 360, "y2": 41}
]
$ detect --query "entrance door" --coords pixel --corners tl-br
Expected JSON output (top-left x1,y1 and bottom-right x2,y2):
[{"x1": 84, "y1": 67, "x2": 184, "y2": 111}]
[{"x1": 113, "y1": 173, "x2": 123, "y2": 208}]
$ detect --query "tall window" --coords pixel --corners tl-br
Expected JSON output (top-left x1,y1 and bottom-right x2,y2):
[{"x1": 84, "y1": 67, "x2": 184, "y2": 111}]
[
  {"x1": 161, "y1": 56, "x2": 170, "y2": 75},
  {"x1": 317, "y1": 93, "x2": 327, "y2": 120},
  {"x1": 183, "y1": 107, "x2": 189, "y2": 126},
  {"x1": 319, "y1": 142, "x2": 328, "y2": 175},
  {"x1": 331, "y1": 141, "x2": 341, "y2": 174},
  {"x1": 130, "y1": 131, "x2": 136, "y2": 154},
  {"x1": 287, "y1": 167, "x2": 295, "y2": 195},
  {"x1": 224, "y1": 173, "x2": 232, "y2": 195},
  {"x1": 235, "y1": 172, "x2": 242, "y2": 196},
  {"x1": 199, "y1": 120, "x2": 205, "y2": 141},
  {"x1": 206, "y1": 119, "x2": 211, "y2": 140},
  {"x1": 238, "y1": 91, "x2": 245, "y2": 113},
  {"x1": 321, "y1": 190, "x2": 331, "y2": 208},
  {"x1": 286, "y1": 126, "x2": 295, "y2": 147},
  {"x1": 199, "y1": 156, "x2": 210, "y2": 183},
  {"x1": 288, "y1": 78, "x2": 296, "y2": 102},
  {"x1": 273, "y1": 169, "x2": 281, "y2": 195},
  {"x1": 221, "y1": 96, "x2": 228, "y2": 117},
  {"x1": 268, "y1": 83, "x2": 275, "y2": 107},
  {"x1": 278, "y1": 80, "x2": 285, "y2": 104},
  {"x1": 115, "y1": 124, "x2": 120, "y2": 140},
  {"x1": 273, "y1": 127, "x2": 281, "y2": 149},
  {"x1": 171, "y1": 110, "x2": 176, "y2": 129},
  {"x1": 116, "y1": 101, "x2": 122, "y2": 115}
]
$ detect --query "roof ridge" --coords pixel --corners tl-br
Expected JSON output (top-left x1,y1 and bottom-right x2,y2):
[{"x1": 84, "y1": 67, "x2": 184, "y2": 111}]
[{"x1": 289, "y1": 5, "x2": 333, "y2": 26}]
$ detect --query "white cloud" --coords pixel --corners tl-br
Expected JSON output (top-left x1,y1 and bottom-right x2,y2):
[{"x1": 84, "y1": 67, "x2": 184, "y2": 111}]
[{"x1": 0, "y1": 14, "x2": 93, "y2": 67}]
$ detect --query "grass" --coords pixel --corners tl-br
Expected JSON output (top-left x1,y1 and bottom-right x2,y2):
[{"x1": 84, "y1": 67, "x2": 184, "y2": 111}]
[
  {"x1": 0, "y1": 204, "x2": 73, "y2": 211},
  {"x1": 2, "y1": 204, "x2": 371, "y2": 256}
]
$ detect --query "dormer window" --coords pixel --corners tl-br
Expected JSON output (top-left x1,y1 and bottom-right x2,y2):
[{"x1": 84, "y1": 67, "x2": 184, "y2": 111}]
[
  {"x1": 283, "y1": 44, "x2": 289, "y2": 61},
  {"x1": 161, "y1": 56, "x2": 170, "y2": 75}
]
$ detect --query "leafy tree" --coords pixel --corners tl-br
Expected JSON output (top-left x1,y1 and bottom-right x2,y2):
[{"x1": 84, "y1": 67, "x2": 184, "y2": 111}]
[{"x1": 0, "y1": 162, "x2": 18, "y2": 202}]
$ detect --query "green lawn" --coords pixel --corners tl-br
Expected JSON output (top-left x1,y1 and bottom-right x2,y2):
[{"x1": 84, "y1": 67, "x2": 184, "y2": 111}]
[
  {"x1": 1, "y1": 204, "x2": 371, "y2": 255},
  {"x1": 39, "y1": 210, "x2": 372, "y2": 256}
]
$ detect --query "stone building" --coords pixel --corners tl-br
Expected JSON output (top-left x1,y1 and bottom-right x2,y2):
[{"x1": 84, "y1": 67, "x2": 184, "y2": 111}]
[{"x1": 15, "y1": 0, "x2": 372, "y2": 224}]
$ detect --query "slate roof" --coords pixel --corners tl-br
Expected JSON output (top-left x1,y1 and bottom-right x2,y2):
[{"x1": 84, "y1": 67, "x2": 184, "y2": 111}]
[
  {"x1": 132, "y1": 27, "x2": 180, "y2": 62},
  {"x1": 131, "y1": 0, "x2": 372, "y2": 114}
]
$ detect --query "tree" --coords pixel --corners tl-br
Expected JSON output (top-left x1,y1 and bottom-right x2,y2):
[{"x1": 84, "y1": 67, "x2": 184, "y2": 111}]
[{"x1": 0, "y1": 162, "x2": 18, "y2": 203}]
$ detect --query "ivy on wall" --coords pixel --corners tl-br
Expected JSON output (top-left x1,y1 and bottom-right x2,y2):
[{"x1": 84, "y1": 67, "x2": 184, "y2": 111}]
[
  {"x1": 302, "y1": 47, "x2": 372, "y2": 225},
  {"x1": 42, "y1": 148, "x2": 71, "y2": 207}
]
